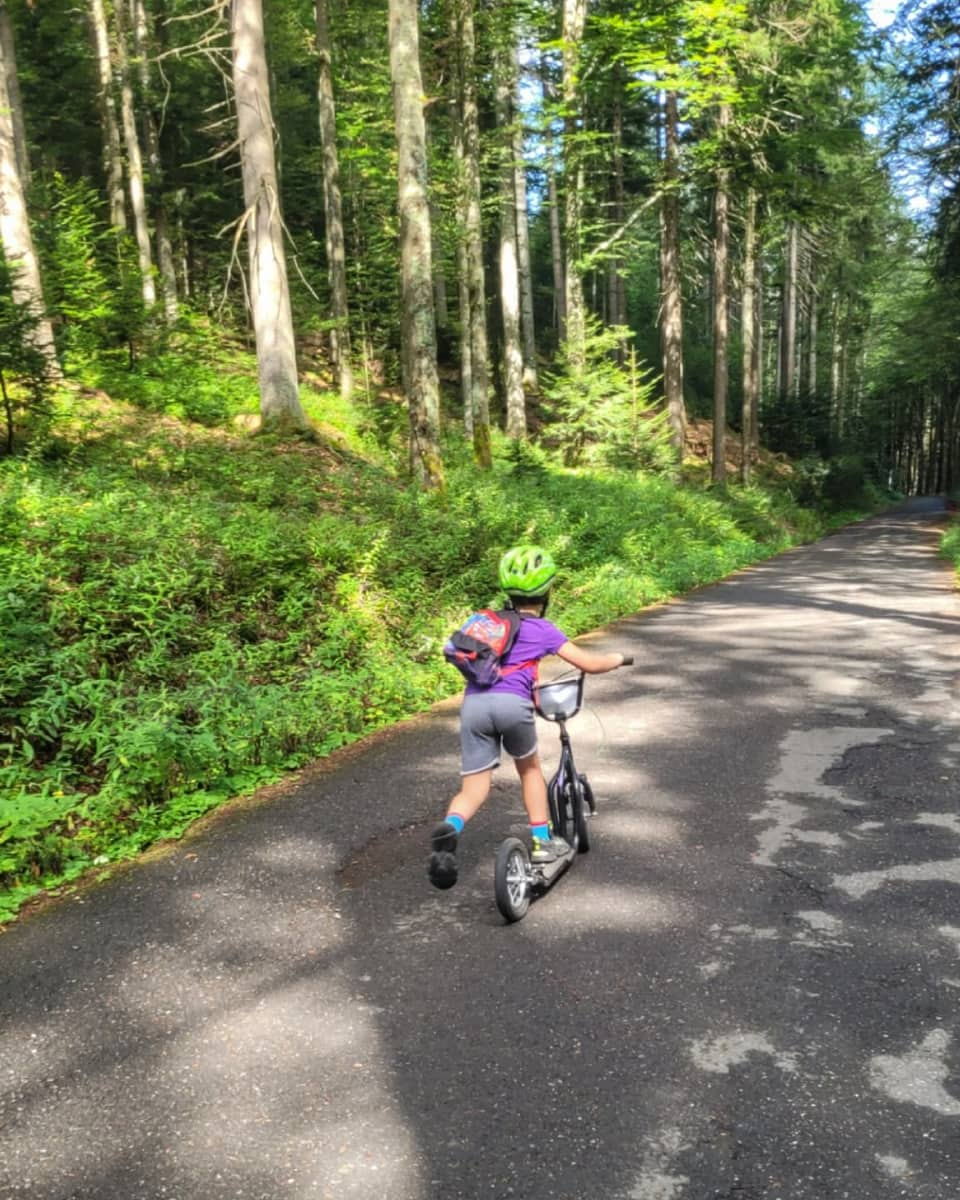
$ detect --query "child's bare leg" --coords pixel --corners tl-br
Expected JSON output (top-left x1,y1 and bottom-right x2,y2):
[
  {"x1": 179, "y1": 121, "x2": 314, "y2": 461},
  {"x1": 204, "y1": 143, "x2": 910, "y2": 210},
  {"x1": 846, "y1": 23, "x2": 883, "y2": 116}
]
[
  {"x1": 514, "y1": 751, "x2": 548, "y2": 826},
  {"x1": 429, "y1": 770, "x2": 493, "y2": 891},
  {"x1": 446, "y1": 768, "x2": 493, "y2": 823}
]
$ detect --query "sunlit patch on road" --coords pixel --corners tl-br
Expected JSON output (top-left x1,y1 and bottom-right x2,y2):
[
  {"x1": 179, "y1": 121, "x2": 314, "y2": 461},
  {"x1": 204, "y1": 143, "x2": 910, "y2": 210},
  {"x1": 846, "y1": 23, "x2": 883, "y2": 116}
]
[
  {"x1": 869, "y1": 1029, "x2": 960, "y2": 1115},
  {"x1": 876, "y1": 1154, "x2": 914, "y2": 1181},
  {"x1": 753, "y1": 726, "x2": 893, "y2": 866},
  {"x1": 833, "y1": 856, "x2": 960, "y2": 899},
  {"x1": 626, "y1": 1127, "x2": 690, "y2": 1200},
  {"x1": 792, "y1": 910, "x2": 851, "y2": 949},
  {"x1": 689, "y1": 1031, "x2": 799, "y2": 1075}
]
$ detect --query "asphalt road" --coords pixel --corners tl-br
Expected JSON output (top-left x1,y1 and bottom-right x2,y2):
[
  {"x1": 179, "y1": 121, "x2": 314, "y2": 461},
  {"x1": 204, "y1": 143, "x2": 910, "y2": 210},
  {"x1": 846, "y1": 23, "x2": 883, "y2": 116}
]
[{"x1": 2, "y1": 499, "x2": 959, "y2": 1200}]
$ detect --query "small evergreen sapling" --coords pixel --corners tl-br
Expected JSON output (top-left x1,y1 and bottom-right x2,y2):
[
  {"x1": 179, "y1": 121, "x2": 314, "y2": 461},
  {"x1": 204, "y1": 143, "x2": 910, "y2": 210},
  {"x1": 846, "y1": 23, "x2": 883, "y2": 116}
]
[
  {"x1": 542, "y1": 317, "x2": 674, "y2": 470},
  {"x1": 0, "y1": 257, "x2": 55, "y2": 453}
]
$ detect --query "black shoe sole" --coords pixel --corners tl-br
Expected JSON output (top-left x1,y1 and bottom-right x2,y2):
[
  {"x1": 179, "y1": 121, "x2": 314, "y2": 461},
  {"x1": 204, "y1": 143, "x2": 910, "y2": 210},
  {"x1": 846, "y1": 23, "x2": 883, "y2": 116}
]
[
  {"x1": 428, "y1": 850, "x2": 458, "y2": 889},
  {"x1": 428, "y1": 822, "x2": 459, "y2": 889}
]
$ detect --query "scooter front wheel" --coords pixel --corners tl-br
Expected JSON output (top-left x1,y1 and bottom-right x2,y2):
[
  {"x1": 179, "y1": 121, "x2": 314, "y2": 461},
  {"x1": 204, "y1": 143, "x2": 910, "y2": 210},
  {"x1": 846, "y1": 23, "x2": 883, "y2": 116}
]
[{"x1": 494, "y1": 837, "x2": 532, "y2": 923}]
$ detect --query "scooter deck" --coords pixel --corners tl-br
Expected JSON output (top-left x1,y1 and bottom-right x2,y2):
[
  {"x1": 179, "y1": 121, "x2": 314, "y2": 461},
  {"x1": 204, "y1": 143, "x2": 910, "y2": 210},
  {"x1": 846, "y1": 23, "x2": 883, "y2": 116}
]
[{"x1": 532, "y1": 846, "x2": 577, "y2": 889}]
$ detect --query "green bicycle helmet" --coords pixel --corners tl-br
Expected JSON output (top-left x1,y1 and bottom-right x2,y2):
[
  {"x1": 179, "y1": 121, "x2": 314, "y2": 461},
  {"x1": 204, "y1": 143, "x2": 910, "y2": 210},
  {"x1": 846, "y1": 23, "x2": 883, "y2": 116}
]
[{"x1": 498, "y1": 544, "x2": 557, "y2": 599}]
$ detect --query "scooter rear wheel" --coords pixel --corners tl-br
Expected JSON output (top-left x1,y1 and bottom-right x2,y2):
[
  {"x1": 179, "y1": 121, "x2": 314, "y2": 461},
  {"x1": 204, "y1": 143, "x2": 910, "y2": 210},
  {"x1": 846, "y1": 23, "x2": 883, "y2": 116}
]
[{"x1": 494, "y1": 837, "x2": 532, "y2": 923}]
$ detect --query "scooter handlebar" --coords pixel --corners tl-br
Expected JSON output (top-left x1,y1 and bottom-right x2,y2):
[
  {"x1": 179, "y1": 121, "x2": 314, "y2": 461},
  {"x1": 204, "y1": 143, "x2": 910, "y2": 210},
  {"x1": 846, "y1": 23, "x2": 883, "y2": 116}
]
[{"x1": 620, "y1": 654, "x2": 634, "y2": 667}]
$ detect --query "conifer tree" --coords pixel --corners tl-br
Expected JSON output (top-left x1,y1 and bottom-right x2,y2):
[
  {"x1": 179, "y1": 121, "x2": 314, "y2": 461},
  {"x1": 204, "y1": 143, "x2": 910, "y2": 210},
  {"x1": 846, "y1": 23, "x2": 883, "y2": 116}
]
[{"x1": 231, "y1": 0, "x2": 307, "y2": 431}]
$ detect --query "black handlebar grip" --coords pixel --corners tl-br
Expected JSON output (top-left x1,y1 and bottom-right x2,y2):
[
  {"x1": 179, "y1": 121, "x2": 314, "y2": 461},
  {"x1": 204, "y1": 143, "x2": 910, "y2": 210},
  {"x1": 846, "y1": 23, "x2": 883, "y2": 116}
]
[{"x1": 620, "y1": 655, "x2": 634, "y2": 666}]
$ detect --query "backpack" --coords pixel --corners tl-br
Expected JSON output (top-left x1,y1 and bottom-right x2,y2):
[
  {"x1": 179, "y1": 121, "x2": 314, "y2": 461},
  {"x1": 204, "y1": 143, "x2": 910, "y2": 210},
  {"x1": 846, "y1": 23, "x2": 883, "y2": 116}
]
[{"x1": 443, "y1": 609, "x2": 534, "y2": 688}]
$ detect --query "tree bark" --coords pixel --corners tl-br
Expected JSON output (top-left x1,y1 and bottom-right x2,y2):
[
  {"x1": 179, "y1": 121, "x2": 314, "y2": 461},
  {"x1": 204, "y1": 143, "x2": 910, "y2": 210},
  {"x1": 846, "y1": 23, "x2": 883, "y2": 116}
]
[
  {"x1": 711, "y1": 103, "x2": 731, "y2": 485},
  {"x1": 562, "y1": 0, "x2": 588, "y2": 372},
  {"x1": 540, "y1": 57, "x2": 565, "y2": 341},
  {"x1": 494, "y1": 30, "x2": 525, "y2": 438},
  {"x1": 830, "y1": 289, "x2": 842, "y2": 440},
  {"x1": 610, "y1": 86, "x2": 627, "y2": 338},
  {"x1": 752, "y1": 243, "x2": 762, "y2": 458},
  {"x1": 89, "y1": 0, "x2": 126, "y2": 231},
  {"x1": 741, "y1": 187, "x2": 758, "y2": 483},
  {"x1": 807, "y1": 269, "x2": 818, "y2": 405},
  {"x1": 779, "y1": 221, "x2": 798, "y2": 405},
  {"x1": 114, "y1": 0, "x2": 155, "y2": 308},
  {"x1": 448, "y1": 13, "x2": 472, "y2": 440},
  {"x1": 660, "y1": 90, "x2": 686, "y2": 457},
  {"x1": 0, "y1": 8, "x2": 59, "y2": 376},
  {"x1": 512, "y1": 41, "x2": 537, "y2": 391},
  {"x1": 231, "y1": 0, "x2": 307, "y2": 431},
  {"x1": 453, "y1": 0, "x2": 490, "y2": 464},
  {"x1": 388, "y1": 0, "x2": 443, "y2": 486},
  {"x1": 131, "y1": 0, "x2": 178, "y2": 322},
  {"x1": 316, "y1": 0, "x2": 353, "y2": 399},
  {"x1": 0, "y1": 3, "x2": 29, "y2": 187}
]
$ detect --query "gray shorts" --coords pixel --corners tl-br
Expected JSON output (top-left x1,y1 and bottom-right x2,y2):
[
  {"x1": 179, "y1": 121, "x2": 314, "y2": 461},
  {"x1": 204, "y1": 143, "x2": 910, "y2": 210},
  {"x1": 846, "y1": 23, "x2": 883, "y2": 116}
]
[{"x1": 460, "y1": 691, "x2": 538, "y2": 776}]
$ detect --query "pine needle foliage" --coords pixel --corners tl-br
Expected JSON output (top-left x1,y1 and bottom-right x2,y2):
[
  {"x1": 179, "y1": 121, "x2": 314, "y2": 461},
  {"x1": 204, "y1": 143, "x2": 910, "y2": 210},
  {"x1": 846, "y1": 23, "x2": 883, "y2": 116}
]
[
  {"x1": 0, "y1": 259, "x2": 56, "y2": 454},
  {"x1": 542, "y1": 319, "x2": 675, "y2": 471}
]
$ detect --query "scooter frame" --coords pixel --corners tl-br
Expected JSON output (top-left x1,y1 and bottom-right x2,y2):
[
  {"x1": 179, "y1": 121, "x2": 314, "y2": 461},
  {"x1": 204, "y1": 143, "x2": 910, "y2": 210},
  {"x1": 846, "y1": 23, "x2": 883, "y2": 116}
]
[{"x1": 493, "y1": 671, "x2": 598, "y2": 923}]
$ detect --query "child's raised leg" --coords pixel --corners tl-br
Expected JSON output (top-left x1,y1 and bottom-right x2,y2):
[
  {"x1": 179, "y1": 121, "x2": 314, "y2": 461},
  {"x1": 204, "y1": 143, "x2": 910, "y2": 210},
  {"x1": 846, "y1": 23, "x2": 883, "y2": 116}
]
[{"x1": 428, "y1": 769, "x2": 492, "y2": 890}]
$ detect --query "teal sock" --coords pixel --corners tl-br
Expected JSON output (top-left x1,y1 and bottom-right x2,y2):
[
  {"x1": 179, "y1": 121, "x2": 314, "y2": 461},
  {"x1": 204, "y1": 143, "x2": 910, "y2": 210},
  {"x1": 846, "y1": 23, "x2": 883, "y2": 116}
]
[
  {"x1": 446, "y1": 813, "x2": 465, "y2": 834},
  {"x1": 531, "y1": 822, "x2": 550, "y2": 841}
]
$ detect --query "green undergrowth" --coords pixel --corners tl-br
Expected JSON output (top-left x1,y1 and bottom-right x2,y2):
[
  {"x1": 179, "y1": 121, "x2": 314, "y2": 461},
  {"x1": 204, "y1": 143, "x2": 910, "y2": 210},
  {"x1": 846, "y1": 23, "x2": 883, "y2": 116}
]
[
  {"x1": 0, "y1": 382, "x2": 873, "y2": 922},
  {"x1": 943, "y1": 514, "x2": 960, "y2": 581}
]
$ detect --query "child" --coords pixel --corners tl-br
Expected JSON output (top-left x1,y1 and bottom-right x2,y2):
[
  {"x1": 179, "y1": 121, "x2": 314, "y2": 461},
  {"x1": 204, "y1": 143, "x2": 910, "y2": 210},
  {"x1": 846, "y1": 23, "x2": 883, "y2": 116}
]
[{"x1": 428, "y1": 544, "x2": 628, "y2": 889}]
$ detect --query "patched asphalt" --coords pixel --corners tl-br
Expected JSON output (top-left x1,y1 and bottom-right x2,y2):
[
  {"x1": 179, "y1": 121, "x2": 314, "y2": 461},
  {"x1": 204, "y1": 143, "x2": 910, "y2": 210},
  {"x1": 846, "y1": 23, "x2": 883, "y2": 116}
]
[{"x1": 1, "y1": 498, "x2": 959, "y2": 1200}]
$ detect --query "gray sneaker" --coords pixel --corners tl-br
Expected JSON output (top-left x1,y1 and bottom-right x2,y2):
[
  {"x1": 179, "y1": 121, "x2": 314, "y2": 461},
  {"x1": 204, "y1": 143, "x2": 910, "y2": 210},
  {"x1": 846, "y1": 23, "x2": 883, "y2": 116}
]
[{"x1": 531, "y1": 835, "x2": 571, "y2": 863}]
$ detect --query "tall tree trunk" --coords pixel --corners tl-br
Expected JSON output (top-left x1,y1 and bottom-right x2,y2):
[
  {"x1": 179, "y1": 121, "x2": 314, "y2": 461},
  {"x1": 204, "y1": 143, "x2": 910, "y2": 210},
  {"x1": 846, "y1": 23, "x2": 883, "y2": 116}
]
[
  {"x1": 806, "y1": 243, "x2": 820, "y2": 412},
  {"x1": 660, "y1": 90, "x2": 686, "y2": 456},
  {"x1": 512, "y1": 41, "x2": 537, "y2": 391},
  {"x1": 0, "y1": 10, "x2": 59, "y2": 376},
  {"x1": 741, "y1": 187, "x2": 758, "y2": 483},
  {"x1": 562, "y1": 0, "x2": 587, "y2": 371},
  {"x1": 540, "y1": 57, "x2": 565, "y2": 341},
  {"x1": 89, "y1": 0, "x2": 126, "y2": 230},
  {"x1": 0, "y1": 3, "x2": 29, "y2": 187},
  {"x1": 711, "y1": 103, "x2": 730, "y2": 484},
  {"x1": 449, "y1": 37, "x2": 473, "y2": 440},
  {"x1": 779, "y1": 221, "x2": 798, "y2": 405},
  {"x1": 455, "y1": 233, "x2": 474, "y2": 440},
  {"x1": 752, "y1": 242, "x2": 762, "y2": 458},
  {"x1": 114, "y1": 0, "x2": 155, "y2": 308},
  {"x1": 452, "y1": 0, "x2": 490, "y2": 464},
  {"x1": 132, "y1": 0, "x2": 178, "y2": 322},
  {"x1": 830, "y1": 289, "x2": 842, "y2": 441},
  {"x1": 494, "y1": 30, "x2": 525, "y2": 438},
  {"x1": 388, "y1": 0, "x2": 443, "y2": 486},
  {"x1": 231, "y1": 0, "x2": 307, "y2": 431},
  {"x1": 431, "y1": 208, "x2": 448, "y2": 330},
  {"x1": 610, "y1": 86, "x2": 627, "y2": 340},
  {"x1": 315, "y1": 0, "x2": 353, "y2": 399}
]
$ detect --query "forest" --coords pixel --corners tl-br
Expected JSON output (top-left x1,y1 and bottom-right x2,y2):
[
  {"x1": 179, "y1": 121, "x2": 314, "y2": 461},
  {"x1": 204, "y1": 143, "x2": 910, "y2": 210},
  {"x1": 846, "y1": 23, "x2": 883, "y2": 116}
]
[{"x1": 0, "y1": 0, "x2": 958, "y2": 919}]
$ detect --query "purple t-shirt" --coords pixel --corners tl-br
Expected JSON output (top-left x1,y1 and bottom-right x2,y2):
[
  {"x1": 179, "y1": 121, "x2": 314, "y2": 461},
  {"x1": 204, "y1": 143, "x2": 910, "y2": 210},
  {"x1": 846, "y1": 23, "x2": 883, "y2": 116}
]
[{"x1": 464, "y1": 615, "x2": 567, "y2": 700}]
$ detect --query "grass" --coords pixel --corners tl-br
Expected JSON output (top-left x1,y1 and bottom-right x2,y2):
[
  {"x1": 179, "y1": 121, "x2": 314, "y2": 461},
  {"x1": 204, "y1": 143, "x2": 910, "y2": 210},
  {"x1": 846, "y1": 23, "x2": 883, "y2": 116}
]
[
  {"x1": 943, "y1": 516, "x2": 960, "y2": 582},
  {"x1": 0, "y1": 336, "x2": 886, "y2": 922}
]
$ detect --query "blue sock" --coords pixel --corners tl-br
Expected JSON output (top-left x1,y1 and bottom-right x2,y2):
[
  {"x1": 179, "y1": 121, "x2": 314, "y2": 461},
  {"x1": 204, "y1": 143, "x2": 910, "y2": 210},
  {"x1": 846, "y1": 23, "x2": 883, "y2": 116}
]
[
  {"x1": 531, "y1": 822, "x2": 550, "y2": 841},
  {"x1": 446, "y1": 813, "x2": 465, "y2": 834}
]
